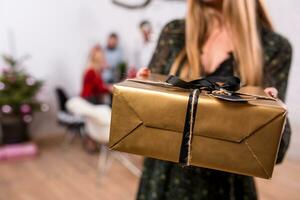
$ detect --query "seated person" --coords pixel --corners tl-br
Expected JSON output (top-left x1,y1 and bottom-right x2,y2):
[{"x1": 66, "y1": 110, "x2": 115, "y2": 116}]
[
  {"x1": 81, "y1": 44, "x2": 112, "y2": 105},
  {"x1": 80, "y1": 44, "x2": 112, "y2": 153}
]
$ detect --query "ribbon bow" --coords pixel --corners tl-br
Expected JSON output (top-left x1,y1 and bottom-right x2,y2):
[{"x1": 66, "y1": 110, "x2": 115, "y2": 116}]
[{"x1": 166, "y1": 75, "x2": 241, "y2": 93}]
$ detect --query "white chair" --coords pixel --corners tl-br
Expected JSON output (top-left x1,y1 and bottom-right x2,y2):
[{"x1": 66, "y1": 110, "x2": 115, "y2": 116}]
[{"x1": 66, "y1": 97, "x2": 141, "y2": 176}]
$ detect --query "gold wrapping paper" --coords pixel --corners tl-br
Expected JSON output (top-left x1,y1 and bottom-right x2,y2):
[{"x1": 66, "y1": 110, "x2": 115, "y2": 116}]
[{"x1": 109, "y1": 74, "x2": 287, "y2": 179}]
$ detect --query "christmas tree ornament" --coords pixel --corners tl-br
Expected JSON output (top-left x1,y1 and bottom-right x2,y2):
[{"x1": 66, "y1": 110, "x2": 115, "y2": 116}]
[
  {"x1": 20, "y1": 104, "x2": 32, "y2": 114},
  {"x1": 26, "y1": 77, "x2": 36, "y2": 86},
  {"x1": 41, "y1": 103, "x2": 50, "y2": 112},
  {"x1": 23, "y1": 115, "x2": 33, "y2": 123},
  {"x1": 1, "y1": 105, "x2": 12, "y2": 113},
  {"x1": 0, "y1": 82, "x2": 5, "y2": 90}
]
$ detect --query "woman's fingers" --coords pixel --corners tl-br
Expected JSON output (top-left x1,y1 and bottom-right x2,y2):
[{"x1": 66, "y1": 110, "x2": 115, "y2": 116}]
[
  {"x1": 137, "y1": 67, "x2": 151, "y2": 78},
  {"x1": 107, "y1": 85, "x2": 114, "y2": 92},
  {"x1": 264, "y1": 87, "x2": 278, "y2": 98}
]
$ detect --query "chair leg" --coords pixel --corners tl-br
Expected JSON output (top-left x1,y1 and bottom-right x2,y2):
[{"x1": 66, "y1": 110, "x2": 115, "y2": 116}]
[
  {"x1": 113, "y1": 152, "x2": 141, "y2": 177},
  {"x1": 97, "y1": 145, "x2": 141, "y2": 178},
  {"x1": 79, "y1": 126, "x2": 85, "y2": 138},
  {"x1": 68, "y1": 131, "x2": 77, "y2": 144},
  {"x1": 61, "y1": 128, "x2": 71, "y2": 147},
  {"x1": 61, "y1": 128, "x2": 78, "y2": 148},
  {"x1": 98, "y1": 145, "x2": 112, "y2": 175}
]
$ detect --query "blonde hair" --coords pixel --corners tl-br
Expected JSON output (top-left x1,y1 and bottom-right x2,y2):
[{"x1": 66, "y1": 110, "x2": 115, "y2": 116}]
[
  {"x1": 170, "y1": 0, "x2": 273, "y2": 86},
  {"x1": 87, "y1": 44, "x2": 106, "y2": 71}
]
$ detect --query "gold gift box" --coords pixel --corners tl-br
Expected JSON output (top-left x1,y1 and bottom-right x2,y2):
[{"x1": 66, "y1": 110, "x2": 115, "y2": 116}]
[{"x1": 109, "y1": 74, "x2": 287, "y2": 179}]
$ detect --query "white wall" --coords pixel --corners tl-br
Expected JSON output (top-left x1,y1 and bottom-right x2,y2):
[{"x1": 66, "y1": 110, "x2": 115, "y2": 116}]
[
  {"x1": 0, "y1": 0, "x2": 186, "y2": 94},
  {"x1": 0, "y1": 0, "x2": 299, "y2": 159},
  {"x1": 264, "y1": 0, "x2": 300, "y2": 159}
]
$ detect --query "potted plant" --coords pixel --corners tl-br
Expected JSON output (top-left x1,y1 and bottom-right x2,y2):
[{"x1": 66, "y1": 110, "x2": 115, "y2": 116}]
[{"x1": 0, "y1": 54, "x2": 46, "y2": 144}]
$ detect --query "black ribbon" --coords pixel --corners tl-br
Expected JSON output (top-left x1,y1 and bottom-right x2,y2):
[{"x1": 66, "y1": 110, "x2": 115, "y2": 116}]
[
  {"x1": 166, "y1": 75, "x2": 241, "y2": 92},
  {"x1": 166, "y1": 75, "x2": 241, "y2": 166}
]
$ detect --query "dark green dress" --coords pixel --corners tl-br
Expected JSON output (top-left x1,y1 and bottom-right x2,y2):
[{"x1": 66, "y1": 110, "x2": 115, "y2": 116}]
[{"x1": 137, "y1": 20, "x2": 292, "y2": 200}]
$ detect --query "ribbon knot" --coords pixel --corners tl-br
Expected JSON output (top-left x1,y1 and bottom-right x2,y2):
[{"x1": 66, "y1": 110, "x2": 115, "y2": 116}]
[{"x1": 166, "y1": 75, "x2": 241, "y2": 93}]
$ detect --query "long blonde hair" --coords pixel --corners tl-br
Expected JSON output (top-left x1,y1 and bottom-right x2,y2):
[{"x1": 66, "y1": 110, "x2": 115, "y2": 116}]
[
  {"x1": 87, "y1": 44, "x2": 107, "y2": 71},
  {"x1": 170, "y1": 0, "x2": 273, "y2": 86}
]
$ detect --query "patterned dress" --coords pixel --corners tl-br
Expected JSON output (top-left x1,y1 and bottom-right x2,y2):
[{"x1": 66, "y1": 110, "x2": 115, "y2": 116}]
[{"x1": 136, "y1": 20, "x2": 292, "y2": 200}]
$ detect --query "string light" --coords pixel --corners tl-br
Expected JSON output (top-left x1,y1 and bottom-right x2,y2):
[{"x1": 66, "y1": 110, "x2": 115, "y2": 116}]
[
  {"x1": 20, "y1": 104, "x2": 31, "y2": 114},
  {"x1": 0, "y1": 82, "x2": 5, "y2": 90},
  {"x1": 1, "y1": 105, "x2": 12, "y2": 114},
  {"x1": 26, "y1": 77, "x2": 36, "y2": 86},
  {"x1": 23, "y1": 114, "x2": 33, "y2": 123},
  {"x1": 41, "y1": 103, "x2": 50, "y2": 112}
]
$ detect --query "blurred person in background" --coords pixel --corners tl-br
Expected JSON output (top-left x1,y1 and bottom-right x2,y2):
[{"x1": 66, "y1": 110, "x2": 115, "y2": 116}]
[
  {"x1": 136, "y1": 0, "x2": 292, "y2": 199},
  {"x1": 103, "y1": 33, "x2": 124, "y2": 83},
  {"x1": 80, "y1": 44, "x2": 112, "y2": 153},
  {"x1": 128, "y1": 20, "x2": 156, "y2": 77},
  {"x1": 81, "y1": 44, "x2": 112, "y2": 105}
]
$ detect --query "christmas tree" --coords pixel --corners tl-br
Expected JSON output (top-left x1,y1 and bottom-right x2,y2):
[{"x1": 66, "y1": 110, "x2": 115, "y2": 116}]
[{"x1": 0, "y1": 54, "x2": 47, "y2": 123}]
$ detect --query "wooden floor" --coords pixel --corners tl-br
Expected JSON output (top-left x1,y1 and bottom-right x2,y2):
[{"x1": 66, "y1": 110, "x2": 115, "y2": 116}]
[{"x1": 0, "y1": 134, "x2": 299, "y2": 200}]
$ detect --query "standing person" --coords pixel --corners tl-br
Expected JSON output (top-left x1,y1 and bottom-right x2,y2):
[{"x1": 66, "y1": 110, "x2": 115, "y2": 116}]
[
  {"x1": 128, "y1": 20, "x2": 156, "y2": 77},
  {"x1": 81, "y1": 44, "x2": 112, "y2": 105},
  {"x1": 136, "y1": 0, "x2": 292, "y2": 200},
  {"x1": 103, "y1": 33, "x2": 124, "y2": 83}
]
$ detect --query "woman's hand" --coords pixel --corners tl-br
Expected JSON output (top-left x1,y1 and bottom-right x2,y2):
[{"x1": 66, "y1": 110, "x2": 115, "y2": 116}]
[
  {"x1": 136, "y1": 67, "x2": 151, "y2": 78},
  {"x1": 264, "y1": 87, "x2": 278, "y2": 98},
  {"x1": 107, "y1": 84, "x2": 114, "y2": 93}
]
